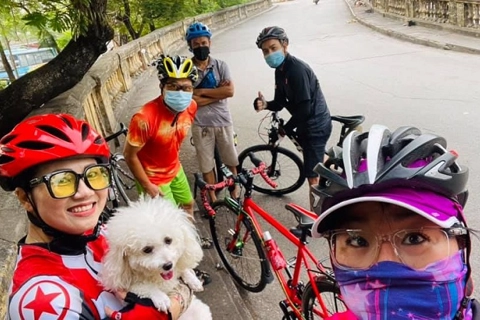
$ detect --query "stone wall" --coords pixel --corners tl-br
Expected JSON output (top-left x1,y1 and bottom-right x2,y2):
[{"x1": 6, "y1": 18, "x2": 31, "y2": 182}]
[
  {"x1": 370, "y1": 0, "x2": 480, "y2": 36},
  {"x1": 0, "y1": 0, "x2": 272, "y2": 317}
]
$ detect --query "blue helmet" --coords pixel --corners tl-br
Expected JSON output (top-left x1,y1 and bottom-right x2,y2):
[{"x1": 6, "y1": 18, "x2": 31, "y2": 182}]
[{"x1": 185, "y1": 22, "x2": 212, "y2": 43}]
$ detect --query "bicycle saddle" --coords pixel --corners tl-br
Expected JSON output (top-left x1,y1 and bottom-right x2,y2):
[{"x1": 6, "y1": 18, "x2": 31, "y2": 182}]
[
  {"x1": 331, "y1": 115, "x2": 365, "y2": 128},
  {"x1": 285, "y1": 203, "x2": 316, "y2": 238}
]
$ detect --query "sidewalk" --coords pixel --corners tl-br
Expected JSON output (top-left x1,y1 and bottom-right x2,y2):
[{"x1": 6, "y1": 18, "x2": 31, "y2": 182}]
[{"x1": 344, "y1": 0, "x2": 480, "y2": 55}]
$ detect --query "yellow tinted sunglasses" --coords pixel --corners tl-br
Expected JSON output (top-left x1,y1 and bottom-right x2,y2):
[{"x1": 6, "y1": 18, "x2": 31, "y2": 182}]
[{"x1": 29, "y1": 164, "x2": 111, "y2": 199}]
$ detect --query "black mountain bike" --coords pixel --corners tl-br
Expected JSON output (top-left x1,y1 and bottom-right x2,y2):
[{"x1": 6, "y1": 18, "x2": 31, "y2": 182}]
[
  {"x1": 104, "y1": 123, "x2": 136, "y2": 217},
  {"x1": 237, "y1": 112, "x2": 365, "y2": 196}
]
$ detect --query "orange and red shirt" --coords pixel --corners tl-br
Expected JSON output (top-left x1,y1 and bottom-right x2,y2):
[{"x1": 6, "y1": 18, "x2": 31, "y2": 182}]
[{"x1": 127, "y1": 96, "x2": 197, "y2": 185}]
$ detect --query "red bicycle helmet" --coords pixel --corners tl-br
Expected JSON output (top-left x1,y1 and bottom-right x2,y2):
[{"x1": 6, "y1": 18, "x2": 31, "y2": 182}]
[{"x1": 0, "y1": 113, "x2": 110, "y2": 191}]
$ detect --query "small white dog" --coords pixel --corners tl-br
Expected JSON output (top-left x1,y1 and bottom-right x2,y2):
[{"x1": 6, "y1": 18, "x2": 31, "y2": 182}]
[{"x1": 101, "y1": 197, "x2": 212, "y2": 319}]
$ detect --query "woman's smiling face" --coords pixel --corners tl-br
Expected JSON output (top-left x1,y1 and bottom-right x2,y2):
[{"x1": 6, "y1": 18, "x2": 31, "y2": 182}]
[{"x1": 27, "y1": 158, "x2": 108, "y2": 235}]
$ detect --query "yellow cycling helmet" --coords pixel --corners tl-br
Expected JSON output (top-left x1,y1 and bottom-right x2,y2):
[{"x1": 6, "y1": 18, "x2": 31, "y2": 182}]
[{"x1": 153, "y1": 55, "x2": 198, "y2": 83}]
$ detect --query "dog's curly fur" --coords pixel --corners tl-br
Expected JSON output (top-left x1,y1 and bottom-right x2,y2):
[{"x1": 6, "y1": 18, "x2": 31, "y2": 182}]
[{"x1": 100, "y1": 197, "x2": 212, "y2": 319}]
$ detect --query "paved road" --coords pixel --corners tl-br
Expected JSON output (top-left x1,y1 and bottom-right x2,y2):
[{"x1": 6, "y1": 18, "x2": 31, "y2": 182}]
[{"x1": 118, "y1": 0, "x2": 480, "y2": 318}]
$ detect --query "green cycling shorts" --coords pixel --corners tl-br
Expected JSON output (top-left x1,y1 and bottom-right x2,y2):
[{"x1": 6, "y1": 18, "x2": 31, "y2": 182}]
[{"x1": 137, "y1": 166, "x2": 193, "y2": 206}]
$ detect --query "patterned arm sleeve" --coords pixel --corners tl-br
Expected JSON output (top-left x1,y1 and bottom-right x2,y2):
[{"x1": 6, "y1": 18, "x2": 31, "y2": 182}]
[{"x1": 9, "y1": 276, "x2": 98, "y2": 320}]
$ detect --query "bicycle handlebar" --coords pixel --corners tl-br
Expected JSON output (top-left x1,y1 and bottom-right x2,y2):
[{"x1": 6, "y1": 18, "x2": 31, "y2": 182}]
[
  {"x1": 195, "y1": 153, "x2": 278, "y2": 217},
  {"x1": 105, "y1": 123, "x2": 128, "y2": 142}
]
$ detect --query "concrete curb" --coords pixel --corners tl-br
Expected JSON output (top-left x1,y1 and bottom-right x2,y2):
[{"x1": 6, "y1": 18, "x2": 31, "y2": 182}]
[{"x1": 343, "y1": 0, "x2": 480, "y2": 55}]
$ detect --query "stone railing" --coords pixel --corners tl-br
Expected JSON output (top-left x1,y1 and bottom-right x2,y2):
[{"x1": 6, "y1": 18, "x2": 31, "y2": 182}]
[
  {"x1": 371, "y1": 0, "x2": 480, "y2": 35},
  {"x1": 0, "y1": 0, "x2": 272, "y2": 317}
]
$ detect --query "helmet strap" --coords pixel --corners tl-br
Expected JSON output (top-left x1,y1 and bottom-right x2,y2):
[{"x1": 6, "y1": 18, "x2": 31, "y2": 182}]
[{"x1": 25, "y1": 194, "x2": 100, "y2": 247}]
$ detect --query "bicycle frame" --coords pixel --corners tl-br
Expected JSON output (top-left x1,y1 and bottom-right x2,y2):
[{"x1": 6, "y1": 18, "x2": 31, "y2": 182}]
[
  {"x1": 196, "y1": 160, "x2": 337, "y2": 319},
  {"x1": 229, "y1": 194, "x2": 333, "y2": 319}
]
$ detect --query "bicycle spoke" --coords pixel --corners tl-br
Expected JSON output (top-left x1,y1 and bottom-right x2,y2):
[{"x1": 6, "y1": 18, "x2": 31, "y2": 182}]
[{"x1": 210, "y1": 201, "x2": 269, "y2": 292}]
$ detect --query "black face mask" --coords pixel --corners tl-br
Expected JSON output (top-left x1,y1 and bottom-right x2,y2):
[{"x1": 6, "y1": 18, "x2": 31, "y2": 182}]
[{"x1": 193, "y1": 46, "x2": 210, "y2": 61}]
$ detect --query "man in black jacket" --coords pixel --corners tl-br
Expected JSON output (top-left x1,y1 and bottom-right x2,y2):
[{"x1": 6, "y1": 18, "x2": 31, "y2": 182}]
[{"x1": 254, "y1": 26, "x2": 332, "y2": 209}]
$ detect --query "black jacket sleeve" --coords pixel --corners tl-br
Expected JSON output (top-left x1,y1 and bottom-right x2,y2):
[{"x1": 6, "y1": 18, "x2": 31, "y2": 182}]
[{"x1": 283, "y1": 99, "x2": 311, "y2": 135}]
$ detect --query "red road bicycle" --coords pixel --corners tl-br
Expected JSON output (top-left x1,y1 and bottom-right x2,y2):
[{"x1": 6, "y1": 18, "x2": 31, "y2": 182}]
[{"x1": 194, "y1": 153, "x2": 346, "y2": 320}]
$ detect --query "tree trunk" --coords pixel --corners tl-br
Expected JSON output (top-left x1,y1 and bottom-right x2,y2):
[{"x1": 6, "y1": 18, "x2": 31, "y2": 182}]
[
  {"x1": 0, "y1": 40, "x2": 16, "y2": 82},
  {"x1": 119, "y1": 0, "x2": 140, "y2": 40},
  {"x1": 0, "y1": 0, "x2": 113, "y2": 138},
  {"x1": 149, "y1": 22, "x2": 156, "y2": 32},
  {"x1": 119, "y1": 15, "x2": 140, "y2": 40}
]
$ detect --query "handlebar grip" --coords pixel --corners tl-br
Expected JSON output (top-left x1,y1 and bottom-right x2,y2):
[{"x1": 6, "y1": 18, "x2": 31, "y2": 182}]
[
  {"x1": 247, "y1": 162, "x2": 278, "y2": 189},
  {"x1": 105, "y1": 123, "x2": 129, "y2": 142},
  {"x1": 258, "y1": 168, "x2": 278, "y2": 188},
  {"x1": 247, "y1": 152, "x2": 263, "y2": 167},
  {"x1": 119, "y1": 122, "x2": 127, "y2": 133},
  {"x1": 194, "y1": 173, "x2": 207, "y2": 189}
]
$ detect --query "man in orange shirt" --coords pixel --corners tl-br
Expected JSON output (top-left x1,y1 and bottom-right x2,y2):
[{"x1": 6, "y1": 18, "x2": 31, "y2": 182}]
[{"x1": 124, "y1": 55, "x2": 198, "y2": 216}]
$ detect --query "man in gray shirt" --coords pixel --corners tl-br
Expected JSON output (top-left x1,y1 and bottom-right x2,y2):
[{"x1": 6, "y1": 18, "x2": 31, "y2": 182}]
[{"x1": 186, "y1": 22, "x2": 239, "y2": 202}]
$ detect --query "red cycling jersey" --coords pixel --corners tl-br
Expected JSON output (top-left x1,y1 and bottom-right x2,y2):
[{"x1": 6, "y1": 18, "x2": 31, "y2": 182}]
[
  {"x1": 8, "y1": 230, "x2": 171, "y2": 320},
  {"x1": 126, "y1": 96, "x2": 197, "y2": 185}
]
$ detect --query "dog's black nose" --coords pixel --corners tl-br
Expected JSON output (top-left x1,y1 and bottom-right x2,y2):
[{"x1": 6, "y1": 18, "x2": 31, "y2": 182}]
[{"x1": 163, "y1": 262, "x2": 173, "y2": 271}]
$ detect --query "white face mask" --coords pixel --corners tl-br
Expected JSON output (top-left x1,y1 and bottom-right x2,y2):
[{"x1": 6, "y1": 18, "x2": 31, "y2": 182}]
[{"x1": 163, "y1": 90, "x2": 192, "y2": 112}]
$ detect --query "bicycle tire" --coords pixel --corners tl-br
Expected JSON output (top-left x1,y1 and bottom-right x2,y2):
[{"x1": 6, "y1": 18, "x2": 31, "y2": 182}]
[
  {"x1": 210, "y1": 200, "x2": 270, "y2": 292},
  {"x1": 111, "y1": 154, "x2": 136, "y2": 207},
  {"x1": 238, "y1": 145, "x2": 304, "y2": 196},
  {"x1": 302, "y1": 279, "x2": 347, "y2": 319}
]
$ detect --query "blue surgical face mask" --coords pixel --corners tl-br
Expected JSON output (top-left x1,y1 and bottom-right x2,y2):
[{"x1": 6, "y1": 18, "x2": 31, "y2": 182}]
[
  {"x1": 163, "y1": 90, "x2": 192, "y2": 113},
  {"x1": 334, "y1": 250, "x2": 469, "y2": 320},
  {"x1": 264, "y1": 50, "x2": 285, "y2": 69}
]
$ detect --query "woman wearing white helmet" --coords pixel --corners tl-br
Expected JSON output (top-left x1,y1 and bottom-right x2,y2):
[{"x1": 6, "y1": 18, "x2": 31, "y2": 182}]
[{"x1": 311, "y1": 124, "x2": 478, "y2": 319}]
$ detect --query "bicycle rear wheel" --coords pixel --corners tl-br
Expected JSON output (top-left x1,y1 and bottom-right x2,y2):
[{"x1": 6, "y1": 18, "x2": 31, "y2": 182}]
[
  {"x1": 302, "y1": 279, "x2": 346, "y2": 319},
  {"x1": 111, "y1": 154, "x2": 137, "y2": 207},
  {"x1": 238, "y1": 145, "x2": 304, "y2": 196},
  {"x1": 210, "y1": 200, "x2": 270, "y2": 292}
]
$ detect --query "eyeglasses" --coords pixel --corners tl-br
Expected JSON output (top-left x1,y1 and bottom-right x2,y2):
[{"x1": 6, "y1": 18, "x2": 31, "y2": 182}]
[
  {"x1": 326, "y1": 227, "x2": 467, "y2": 270},
  {"x1": 29, "y1": 164, "x2": 111, "y2": 199},
  {"x1": 164, "y1": 82, "x2": 194, "y2": 92}
]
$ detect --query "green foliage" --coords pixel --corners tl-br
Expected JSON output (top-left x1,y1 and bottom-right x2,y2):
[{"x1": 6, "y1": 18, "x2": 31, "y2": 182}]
[
  {"x1": 56, "y1": 31, "x2": 73, "y2": 50},
  {"x1": 109, "y1": 0, "x2": 253, "y2": 41},
  {"x1": 1, "y1": 0, "x2": 255, "y2": 53},
  {"x1": 0, "y1": 79, "x2": 9, "y2": 90},
  {"x1": 20, "y1": 0, "x2": 96, "y2": 37}
]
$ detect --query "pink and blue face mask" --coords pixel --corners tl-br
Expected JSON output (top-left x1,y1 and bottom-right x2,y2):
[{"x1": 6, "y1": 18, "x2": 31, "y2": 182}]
[{"x1": 333, "y1": 250, "x2": 471, "y2": 320}]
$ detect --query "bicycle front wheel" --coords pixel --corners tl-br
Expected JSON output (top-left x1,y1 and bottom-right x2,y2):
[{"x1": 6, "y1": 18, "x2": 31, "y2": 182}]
[
  {"x1": 210, "y1": 200, "x2": 270, "y2": 292},
  {"x1": 302, "y1": 279, "x2": 347, "y2": 319},
  {"x1": 238, "y1": 145, "x2": 304, "y2": 196}
]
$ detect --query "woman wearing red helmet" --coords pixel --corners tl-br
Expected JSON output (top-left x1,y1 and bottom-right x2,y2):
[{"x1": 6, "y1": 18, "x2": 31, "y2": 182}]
[{"x1": 0, "y1": 113, "x2": 192, "y2": 319}]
